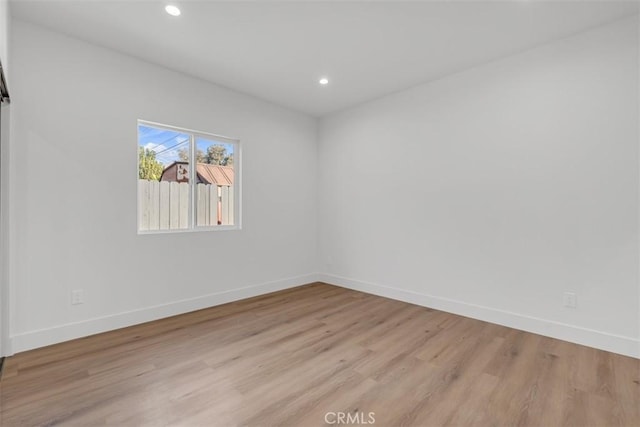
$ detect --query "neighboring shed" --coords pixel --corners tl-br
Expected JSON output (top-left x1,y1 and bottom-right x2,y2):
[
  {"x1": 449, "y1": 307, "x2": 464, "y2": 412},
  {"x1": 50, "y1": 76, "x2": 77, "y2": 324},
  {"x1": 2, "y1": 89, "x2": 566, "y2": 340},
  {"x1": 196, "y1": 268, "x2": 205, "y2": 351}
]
[{"x1": 160, "y1": 161, "x2": 234, "y2": 186}]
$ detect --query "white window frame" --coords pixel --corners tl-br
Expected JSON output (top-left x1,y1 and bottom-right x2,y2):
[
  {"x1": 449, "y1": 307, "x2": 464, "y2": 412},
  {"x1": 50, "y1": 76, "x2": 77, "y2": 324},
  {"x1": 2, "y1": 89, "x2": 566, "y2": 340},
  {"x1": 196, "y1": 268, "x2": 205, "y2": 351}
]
[{"x1": 137, "y1": 119, "x2": 242, "y2": 234}]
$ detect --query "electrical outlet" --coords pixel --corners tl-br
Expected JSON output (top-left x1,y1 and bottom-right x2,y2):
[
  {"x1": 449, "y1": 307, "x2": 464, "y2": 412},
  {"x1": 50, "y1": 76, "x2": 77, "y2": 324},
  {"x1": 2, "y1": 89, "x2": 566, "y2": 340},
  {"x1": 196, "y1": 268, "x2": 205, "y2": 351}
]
[
  {"x1": 71, "y1": 289, "x2": 84, "y2": 305},
  {"x1": 563, "y1": 292, "x2": 577, "y2": 309}
]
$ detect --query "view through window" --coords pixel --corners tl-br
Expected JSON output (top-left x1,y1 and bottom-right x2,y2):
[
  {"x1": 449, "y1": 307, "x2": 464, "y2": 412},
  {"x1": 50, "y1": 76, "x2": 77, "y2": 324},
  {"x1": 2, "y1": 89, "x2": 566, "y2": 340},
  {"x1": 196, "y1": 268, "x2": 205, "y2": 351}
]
[{"x1": 137, "y1": 121, "x2": 239, "y2": 232}]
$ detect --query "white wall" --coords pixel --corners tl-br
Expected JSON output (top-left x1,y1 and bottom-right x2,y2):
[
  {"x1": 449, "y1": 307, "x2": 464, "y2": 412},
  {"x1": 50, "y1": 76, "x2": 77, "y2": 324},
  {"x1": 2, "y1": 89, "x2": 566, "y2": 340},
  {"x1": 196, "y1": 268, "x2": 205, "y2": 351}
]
[
  {"x1": 318, "y1": 17, "x2": 640, "y2": 358},
  {"x1": 7, "y1": 20, "x2": 318, "y2": 353},
  {"x1": 6, "y1": 16, "x2": 639, "y2": 358},
  {"x1": 0, "y1": 105, "x2": 9, "y2": 358},
  {"x1": 0, "y1": 0, "x2": 10, "y2": 357},
  {"x1": 0, "y1": 0, "x2": 8, "y2": 74}
]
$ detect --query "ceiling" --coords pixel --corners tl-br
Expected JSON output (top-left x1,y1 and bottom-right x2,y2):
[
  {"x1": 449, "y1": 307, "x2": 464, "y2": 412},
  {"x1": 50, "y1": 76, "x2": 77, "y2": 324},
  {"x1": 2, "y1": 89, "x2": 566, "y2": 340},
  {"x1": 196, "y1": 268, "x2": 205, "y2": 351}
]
[{"x1": 11, "y1": 1, "x2": 639, "y2": 117}]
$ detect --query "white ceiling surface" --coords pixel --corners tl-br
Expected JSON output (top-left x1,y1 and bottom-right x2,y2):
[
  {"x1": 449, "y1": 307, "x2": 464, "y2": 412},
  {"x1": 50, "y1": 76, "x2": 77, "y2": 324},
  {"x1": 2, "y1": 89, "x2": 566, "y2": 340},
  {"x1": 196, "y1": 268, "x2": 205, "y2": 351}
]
[{"x1": 11, "y1": 1, "x2": 640, "y2": 116}]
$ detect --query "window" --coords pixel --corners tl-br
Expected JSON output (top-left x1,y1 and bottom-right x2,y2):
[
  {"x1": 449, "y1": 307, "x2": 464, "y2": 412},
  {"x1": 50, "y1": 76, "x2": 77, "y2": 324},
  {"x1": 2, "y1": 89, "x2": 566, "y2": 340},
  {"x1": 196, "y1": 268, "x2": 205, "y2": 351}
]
[{"x1": 137, "y1": 120, "x2": 240, "y2": 233}]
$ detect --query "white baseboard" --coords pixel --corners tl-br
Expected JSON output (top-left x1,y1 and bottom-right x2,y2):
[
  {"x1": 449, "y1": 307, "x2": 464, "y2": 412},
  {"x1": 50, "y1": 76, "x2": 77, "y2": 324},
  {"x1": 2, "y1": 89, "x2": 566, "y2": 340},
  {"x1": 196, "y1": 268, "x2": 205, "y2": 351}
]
[
  {"x1": 8, "y1": 272, "x2": 639, "y2": 359},
  {"x1": 319, "y1": 273, "x2": 640, "y2": 359},
  {"x1": 9, "y1": 273, "x2": 321, "y2": 355}
]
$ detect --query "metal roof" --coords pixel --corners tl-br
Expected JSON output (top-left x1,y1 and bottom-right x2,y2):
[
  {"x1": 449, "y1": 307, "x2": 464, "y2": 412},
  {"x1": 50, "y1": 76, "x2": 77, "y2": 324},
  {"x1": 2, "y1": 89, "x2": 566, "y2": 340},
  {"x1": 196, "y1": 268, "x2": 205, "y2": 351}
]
[{"x1": 196, "y1": 163, "x2": 234, "y2": 186}]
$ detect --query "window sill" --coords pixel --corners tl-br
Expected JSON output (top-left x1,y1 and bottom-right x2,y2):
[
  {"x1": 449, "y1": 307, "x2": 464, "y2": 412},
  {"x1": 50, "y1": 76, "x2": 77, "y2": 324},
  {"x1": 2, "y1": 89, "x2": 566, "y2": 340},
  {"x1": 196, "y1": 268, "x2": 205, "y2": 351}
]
[{"x1": 137, "y1": 225, "x2": 241, "y2": 235}]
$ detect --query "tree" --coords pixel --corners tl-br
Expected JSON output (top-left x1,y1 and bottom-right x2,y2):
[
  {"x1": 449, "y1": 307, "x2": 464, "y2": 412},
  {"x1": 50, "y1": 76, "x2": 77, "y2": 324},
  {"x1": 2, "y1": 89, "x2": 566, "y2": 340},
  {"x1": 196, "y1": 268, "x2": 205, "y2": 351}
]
[
  {"x1": 204, "y1": 145, "x2": 227, "y2": 165},
  {"x1": 178, "y1": 145, "x2": 233, "y2": 166},
  {"x1": 138, "y1": 147, "x2": 164, "y2": 181},
  {"x1": 178, "y1": 148, "x2": 205, "y2": 163}
]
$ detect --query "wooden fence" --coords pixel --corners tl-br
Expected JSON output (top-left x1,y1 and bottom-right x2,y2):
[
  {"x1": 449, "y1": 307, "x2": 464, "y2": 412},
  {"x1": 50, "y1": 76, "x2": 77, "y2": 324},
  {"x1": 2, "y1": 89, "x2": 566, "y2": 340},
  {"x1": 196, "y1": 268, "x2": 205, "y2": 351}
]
[{"x1": 138, "y1": 180, "x2": 234, "y2": 231}]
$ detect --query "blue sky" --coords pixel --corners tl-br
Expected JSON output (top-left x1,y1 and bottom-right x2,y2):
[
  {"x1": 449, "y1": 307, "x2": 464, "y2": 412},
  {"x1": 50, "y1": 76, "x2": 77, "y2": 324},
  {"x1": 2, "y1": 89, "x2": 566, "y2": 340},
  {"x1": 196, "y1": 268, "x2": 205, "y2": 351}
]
[{"x1": 138, "y1": 124, "x2": 234, "y2": 166}]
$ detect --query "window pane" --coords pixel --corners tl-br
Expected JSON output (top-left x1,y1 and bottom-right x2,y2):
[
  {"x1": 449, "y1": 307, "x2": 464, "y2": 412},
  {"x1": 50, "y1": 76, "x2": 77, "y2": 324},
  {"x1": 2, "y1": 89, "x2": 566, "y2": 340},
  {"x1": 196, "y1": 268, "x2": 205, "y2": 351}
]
[
  {"x1": 194, "y1": 137, "x2": 235, "y2": 226},
  {"x1": 138, "y1": 124, "x2": 191, "y2": 231}
]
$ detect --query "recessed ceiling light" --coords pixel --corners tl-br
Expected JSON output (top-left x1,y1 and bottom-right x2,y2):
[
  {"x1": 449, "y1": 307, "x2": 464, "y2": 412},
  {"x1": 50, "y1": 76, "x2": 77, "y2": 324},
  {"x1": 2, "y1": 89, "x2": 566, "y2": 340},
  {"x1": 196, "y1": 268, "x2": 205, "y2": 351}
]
[
  {"x1": 319, "y1": 77, "x2": 329, "y2": 85},
  {"x1": 165, "y1": 5, "x2": 181, "y2": 16}
]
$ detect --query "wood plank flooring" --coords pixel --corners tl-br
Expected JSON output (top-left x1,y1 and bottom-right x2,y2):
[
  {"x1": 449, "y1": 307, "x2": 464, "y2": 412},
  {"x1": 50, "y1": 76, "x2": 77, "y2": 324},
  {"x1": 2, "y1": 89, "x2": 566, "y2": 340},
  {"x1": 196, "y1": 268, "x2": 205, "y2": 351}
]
[{"x1": 0, "y1": 283, "x2": 638, "y2": 426}]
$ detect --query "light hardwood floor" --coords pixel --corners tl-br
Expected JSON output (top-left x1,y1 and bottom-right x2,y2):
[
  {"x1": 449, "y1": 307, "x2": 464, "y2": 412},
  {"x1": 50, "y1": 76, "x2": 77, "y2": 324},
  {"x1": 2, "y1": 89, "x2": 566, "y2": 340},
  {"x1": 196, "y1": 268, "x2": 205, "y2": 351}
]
[{"x1": 0, "y1": 283, "x2": 638, "y2": 426}]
